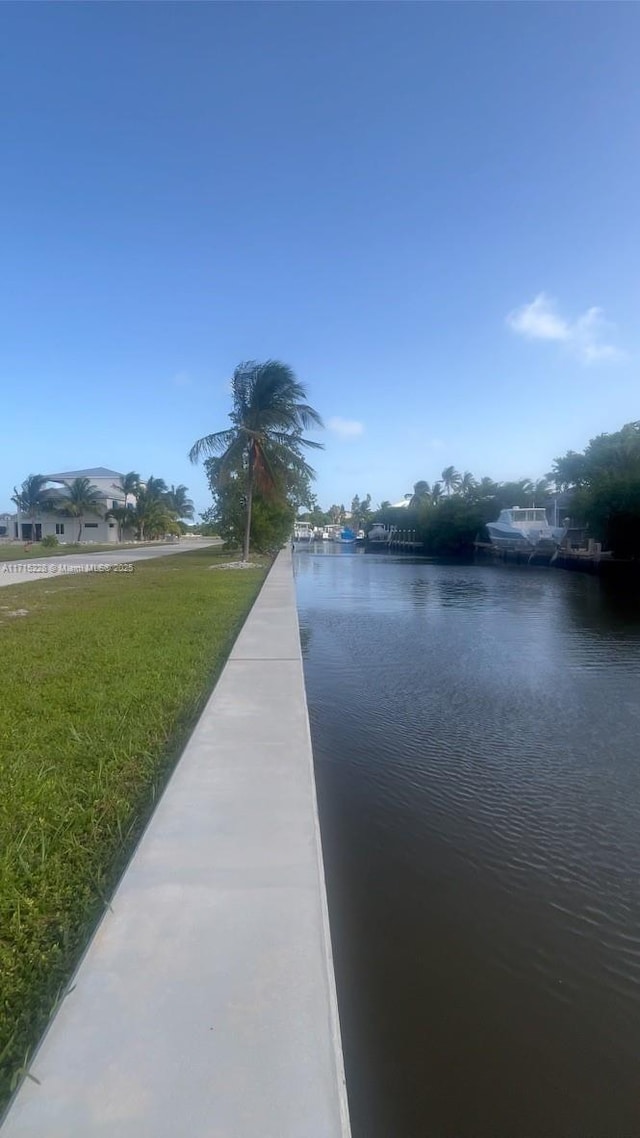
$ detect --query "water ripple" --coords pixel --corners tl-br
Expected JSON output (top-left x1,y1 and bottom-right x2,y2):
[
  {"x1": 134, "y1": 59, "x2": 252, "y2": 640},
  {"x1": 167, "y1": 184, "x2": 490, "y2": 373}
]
[{"x1": 297, "y1": 554, "x2": 640, "y2": 1137}]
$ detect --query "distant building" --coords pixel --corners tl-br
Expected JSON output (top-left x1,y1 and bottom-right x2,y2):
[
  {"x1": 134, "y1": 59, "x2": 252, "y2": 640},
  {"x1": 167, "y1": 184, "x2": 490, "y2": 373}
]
[{"x1": 10, "y1": 467, "x2": 128, "y2": 543}]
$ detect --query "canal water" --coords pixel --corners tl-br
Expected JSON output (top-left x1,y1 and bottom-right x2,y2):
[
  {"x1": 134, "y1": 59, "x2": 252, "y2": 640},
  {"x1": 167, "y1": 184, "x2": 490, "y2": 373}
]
[{"x1": 294, "y1": 547, "x2": 640, "y2": 1138}]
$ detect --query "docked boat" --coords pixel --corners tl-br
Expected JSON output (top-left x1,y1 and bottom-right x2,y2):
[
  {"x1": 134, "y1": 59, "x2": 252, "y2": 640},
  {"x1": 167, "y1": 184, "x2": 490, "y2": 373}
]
[
  {"x1": 293, "y1": 522, "x2": 313, "y2": 542},
  {"x1": 338, "y1": 527, "x2": 356, "y2": 544},
  {"x1": 367, "y1": 523, "x2": 394, "y2": 544},
  {"x1": 486, "y1": 507, "x2": 566, "y2": 553}
]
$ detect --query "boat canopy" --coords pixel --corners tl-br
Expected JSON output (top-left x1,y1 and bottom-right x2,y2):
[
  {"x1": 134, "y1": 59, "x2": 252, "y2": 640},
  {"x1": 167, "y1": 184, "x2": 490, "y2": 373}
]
[{"x1": 510, "y1": 508, "x2": 548, "y2": 522}]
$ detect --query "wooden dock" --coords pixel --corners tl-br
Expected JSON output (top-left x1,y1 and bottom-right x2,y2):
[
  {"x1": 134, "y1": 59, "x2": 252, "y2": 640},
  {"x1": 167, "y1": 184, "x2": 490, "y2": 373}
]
[
  {"x1": 474, "y1": 541, "x2": 639, "y2": 580},
  {"x1": 367, "y1": 530, "x2": 423, "y2": 553}
]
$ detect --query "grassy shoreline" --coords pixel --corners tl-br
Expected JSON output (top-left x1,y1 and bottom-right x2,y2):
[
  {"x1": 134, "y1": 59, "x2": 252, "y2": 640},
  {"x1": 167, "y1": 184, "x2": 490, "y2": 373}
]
[{"x1": 0, "y1": 547, "x2": 267, "y2": 1106}]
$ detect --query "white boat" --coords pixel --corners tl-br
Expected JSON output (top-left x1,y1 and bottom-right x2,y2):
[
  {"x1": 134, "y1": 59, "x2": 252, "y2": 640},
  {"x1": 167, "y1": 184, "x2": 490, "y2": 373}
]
[
  {"x1": 487, "y1": 507, "x2": 566, "y2": 553},
  {"x1": 324, "y1": 524, "x2": 342, "y2": 542},
  {"x1": 367, "y1": 523, "x2": 395, "y2": 544},
  {"x1": 293, "y1": 522, "x2": 313, "y2": 542}
]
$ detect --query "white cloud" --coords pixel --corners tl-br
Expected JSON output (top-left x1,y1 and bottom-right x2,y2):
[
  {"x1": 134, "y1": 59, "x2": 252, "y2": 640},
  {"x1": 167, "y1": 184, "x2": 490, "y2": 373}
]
[
  {"x1": 328, "y1": 417, "x2": 365, "y2": 438},
  {"x1": 507, "y1": 293, "x2": 569, "y2": 342},
  {"x1": 506, "y1": 292, "x2": 624, "y2": 364},
  {"x1": 572, "y1": 308, "x2": 622, "y2": 363}
]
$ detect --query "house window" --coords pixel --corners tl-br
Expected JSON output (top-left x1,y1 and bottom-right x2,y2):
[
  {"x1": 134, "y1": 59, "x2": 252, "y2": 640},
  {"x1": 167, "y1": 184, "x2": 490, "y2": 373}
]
[
  {"x1": 84, "y1": 523, "x2": 99, "y2": 529},
  {"x1": 111, "y1": 500, "x2": 121, "y2": 509},
  {"x1": 108, "y1": 523, "x2": 115, "y2": 528},
  {"x1": 56, "y1": 523, "x2": 65, "y2": 535}
]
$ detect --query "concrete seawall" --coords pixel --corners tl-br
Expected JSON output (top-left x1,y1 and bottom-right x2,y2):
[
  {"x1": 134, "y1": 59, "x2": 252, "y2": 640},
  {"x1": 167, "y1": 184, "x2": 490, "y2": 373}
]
[{"x1": 1, "y1": 549, "x2": 351, "y2": 1137}]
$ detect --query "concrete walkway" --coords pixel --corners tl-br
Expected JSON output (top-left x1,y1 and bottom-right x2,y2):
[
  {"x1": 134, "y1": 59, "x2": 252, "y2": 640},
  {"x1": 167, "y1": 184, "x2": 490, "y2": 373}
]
[
  {"x1": 1, "y1": 549, "x2": 351, "y2": 1137},
  {"x1": 0, "y1": 538, "x2": 222, "y2": 588}
]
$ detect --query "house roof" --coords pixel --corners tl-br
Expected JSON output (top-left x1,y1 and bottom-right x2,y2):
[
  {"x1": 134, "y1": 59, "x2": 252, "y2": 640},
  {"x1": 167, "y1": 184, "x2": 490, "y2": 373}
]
[
  {"x1": 41, "y1": 486, "x2": 115, "y2": 503},
  {"x1": 45, "y1": 467, "x2": 124, "y2": 482}
]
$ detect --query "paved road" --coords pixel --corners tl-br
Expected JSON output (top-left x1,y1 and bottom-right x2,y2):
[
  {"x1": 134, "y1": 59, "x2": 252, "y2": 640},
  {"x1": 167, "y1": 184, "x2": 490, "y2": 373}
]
[{"x1": 0, "y1": 538, "x2": 222, "y2": 588}]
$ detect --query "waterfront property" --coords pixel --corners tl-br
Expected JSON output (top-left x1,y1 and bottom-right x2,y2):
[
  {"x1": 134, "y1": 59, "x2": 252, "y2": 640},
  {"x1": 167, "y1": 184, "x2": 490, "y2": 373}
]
[
  {"x1": 10, "y1": 468, "x2": 127, "y2": 543},
  {"x1": 486, "y1": 506, "x2": 566, "y2": 553}
]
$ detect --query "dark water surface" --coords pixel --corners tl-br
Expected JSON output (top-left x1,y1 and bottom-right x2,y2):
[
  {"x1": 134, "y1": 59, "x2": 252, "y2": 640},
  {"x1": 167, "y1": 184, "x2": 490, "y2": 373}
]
[{"x1": 295, "y1": 548, "x2": 640, "y2": 1138}]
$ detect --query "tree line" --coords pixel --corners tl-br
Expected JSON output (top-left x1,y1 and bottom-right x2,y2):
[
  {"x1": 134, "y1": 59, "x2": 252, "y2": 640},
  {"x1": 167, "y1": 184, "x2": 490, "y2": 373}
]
[
  {"x1": 186, "y1": 357, "x2": 640, "y2": 560},
  {"x1": 11, "y1": 473, "x2": 194, "y2": 543},
  {"x1": 550, "y1": 421, "x2": 640, "y2": 558},
  {"x1": 300, "y1": 425, "x2": 640, "y2": 558},
  {"x1": 298, "y1": 470, "x2": 558, "y2": 554}
]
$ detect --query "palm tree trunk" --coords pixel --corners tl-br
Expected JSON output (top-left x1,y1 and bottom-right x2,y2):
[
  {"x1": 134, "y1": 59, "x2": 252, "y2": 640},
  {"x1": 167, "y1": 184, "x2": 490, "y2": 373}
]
[
  {"x1": 78, "y1": 516, "x2": 83, "y2": 542},
  {"x1": 242, "y1": 448, "x2": 255, "y2": 562},
  {"x1": 243, "y1": 477, "x2": 253, "y2": 562}
]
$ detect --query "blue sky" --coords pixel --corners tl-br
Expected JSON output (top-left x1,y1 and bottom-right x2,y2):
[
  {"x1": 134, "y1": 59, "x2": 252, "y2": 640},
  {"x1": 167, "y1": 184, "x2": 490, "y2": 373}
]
[{"x1": 1, "y1": 3, "x2": 638, "y2": 515}]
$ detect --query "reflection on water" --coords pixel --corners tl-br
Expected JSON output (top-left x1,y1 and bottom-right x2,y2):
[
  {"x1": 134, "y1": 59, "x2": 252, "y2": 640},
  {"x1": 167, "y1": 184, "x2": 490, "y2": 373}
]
[{"x1": 295, "y1": 553, "x2": 640, "y2": 1138}]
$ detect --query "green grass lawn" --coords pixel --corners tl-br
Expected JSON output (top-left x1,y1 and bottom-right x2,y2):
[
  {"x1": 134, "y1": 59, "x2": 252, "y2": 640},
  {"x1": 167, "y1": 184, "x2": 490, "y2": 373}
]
[
  {"x1": 0, "y1": 547, "x2": 267, "y2": 1107},
  {"x1": 0, "y1": 541, "x2": 152, "y2": 562}
]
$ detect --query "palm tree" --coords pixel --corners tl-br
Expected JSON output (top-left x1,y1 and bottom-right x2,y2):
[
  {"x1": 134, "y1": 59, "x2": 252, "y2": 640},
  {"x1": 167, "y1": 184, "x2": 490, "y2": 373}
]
[
  {"x1": 107, "y1": 505, "x2": 134, "y2": 543},
  {"x1": 358, "y1": 493, "x2": 373, "y2": 530},
  {"x1": 145, "y1": 475, "x2": 168, "y2": 501},
  {"x1": 165, "y1": 484, "x2": 194, "y2": 520},
  {"x1": 518, "y1": 479, "x2": 535, "y2": 502},
  {"x1": 11, "y1": 474, "x2": 47, "y2": 541},
  {"x1": 477, "y1": 476, "x2": 498, "y2": 498},
  {"x1": 131, "y1": 487, "x2": 173, "y2": 541},
  {"x1": 60, "y1": 478, "x2": 104, "y2": 542},
  {"x1": 409, "y1": 480, "x2": 431, "y2": 509},
  {"x1": 126, "y1": 476, "x2": 172, "y2": 540},
  {"x1": 531, "y1": 478, "x2": 550, "y2": 505},
  {"x1": 189, "y1": 360, "x2": 323, "y2": 561},
  {"x1": 441, "y1": 466, "x2": 461, "y2": 496},
  {"x1": 431, "y1": 482, "x2": 444, "y2": 505},
  {"x1": 459, "y1": 471, "x2": 476, "y2": 499},
  {"x1": 105, "y1": 471, "x2": 141, "y2": 541},
  {"x1": 117, "y1": 471, "x2": 141, "y2": 510}
]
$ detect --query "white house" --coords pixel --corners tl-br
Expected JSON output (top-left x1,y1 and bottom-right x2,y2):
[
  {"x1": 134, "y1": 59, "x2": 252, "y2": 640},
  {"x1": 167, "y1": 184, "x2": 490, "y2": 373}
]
[{"x1": 12, "y1": 467, "x2": 128, "y2": 544}]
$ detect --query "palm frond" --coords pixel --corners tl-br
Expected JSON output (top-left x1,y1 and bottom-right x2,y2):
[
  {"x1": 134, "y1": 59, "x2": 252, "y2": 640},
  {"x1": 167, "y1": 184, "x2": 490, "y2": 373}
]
[
  {"x1": 262, "y1": 439, "x2": 317, "y2": 484},
  {"x1": 231, "y1": 362, "x2": 255, "y2": 421},
  {"x1": 210, "y1": 436, "x2": 247, "y2": 486},
  {"x1": 189, "y1": 429, "x2": 237, "y2": 464},
  {"x1": 270, "y1": 430, "x2": 324, "y2": 452}
]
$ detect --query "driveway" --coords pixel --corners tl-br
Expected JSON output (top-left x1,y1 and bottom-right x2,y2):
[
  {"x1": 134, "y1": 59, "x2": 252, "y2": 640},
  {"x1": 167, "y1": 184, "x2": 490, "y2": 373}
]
[{"x1": 0, "y1": 538, "x2": 222, "y2": 588}]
